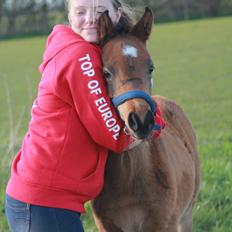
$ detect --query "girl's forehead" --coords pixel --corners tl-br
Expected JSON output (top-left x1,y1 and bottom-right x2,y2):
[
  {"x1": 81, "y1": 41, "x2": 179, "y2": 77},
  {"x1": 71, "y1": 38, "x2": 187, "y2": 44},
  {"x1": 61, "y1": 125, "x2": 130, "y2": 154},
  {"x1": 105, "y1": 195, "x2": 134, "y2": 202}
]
[{"x1": 70, "y1": 0, "x2": 113, "y2": 8}]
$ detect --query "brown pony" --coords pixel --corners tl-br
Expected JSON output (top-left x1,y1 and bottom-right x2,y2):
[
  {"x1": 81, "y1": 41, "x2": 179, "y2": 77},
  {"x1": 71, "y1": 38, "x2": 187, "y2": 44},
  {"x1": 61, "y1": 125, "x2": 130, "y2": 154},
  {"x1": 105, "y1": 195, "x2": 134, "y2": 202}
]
[{"x1": 91, "y1": 8, "x2": 200, "y2": 232}]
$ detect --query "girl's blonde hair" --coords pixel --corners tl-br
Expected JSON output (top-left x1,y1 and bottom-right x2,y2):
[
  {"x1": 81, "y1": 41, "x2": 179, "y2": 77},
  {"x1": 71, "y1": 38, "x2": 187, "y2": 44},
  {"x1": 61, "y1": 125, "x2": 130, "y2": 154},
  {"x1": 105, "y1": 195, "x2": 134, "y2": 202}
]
[
  {"x1": 65, "y1": 0, "x2": 135, "y2": 30},
  {"x1": 113, "y1": 0, "x2": 135, "y2": 32}
]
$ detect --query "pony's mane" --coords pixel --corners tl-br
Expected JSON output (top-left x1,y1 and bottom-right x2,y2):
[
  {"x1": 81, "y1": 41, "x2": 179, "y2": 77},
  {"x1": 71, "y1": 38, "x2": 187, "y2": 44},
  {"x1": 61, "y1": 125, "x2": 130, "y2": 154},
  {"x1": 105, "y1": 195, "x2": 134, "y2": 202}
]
[
  {"x1": 114, "y1": 13, "x2": 134, "y2": 35},
  {"x1": 99, "y1": 13, "x2": 134, "y2": 47}
]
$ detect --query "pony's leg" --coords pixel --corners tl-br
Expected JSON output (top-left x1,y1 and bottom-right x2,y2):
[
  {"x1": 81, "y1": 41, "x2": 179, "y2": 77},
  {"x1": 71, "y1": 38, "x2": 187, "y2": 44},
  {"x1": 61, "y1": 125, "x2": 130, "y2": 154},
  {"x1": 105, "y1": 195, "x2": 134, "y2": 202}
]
[
  {"x1": 92, "y1": 212, "x2": 107, "y2": 232},
  {"x1": 179, "y1": 207, "x2": 193, "y2": 232},
  {"x1": 142, "y1": 225, "x2": 180, "y2": 232},
  {"x1": 166, "y1": 225, "x2": 180, "y2": 232},
  {"x1": 141, "y1": 217, "x2": 180, "y2": 232},
  {"x1": 139, "y1": 216, "x2": 175, "y2": 232},
  {"x1": 93, "y1": 214, "x2": 123, "y2": 232},
  {"x1": 100, "y1": 218, "x2": 123, "y2": 232}
]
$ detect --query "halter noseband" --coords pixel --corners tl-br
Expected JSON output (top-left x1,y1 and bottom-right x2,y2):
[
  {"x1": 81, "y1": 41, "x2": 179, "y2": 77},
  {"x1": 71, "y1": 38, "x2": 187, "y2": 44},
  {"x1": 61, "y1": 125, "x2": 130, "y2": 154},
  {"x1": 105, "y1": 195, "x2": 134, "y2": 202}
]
[
  {"x1": 112, "y1": 90, "x2": 161, "y2": 131},
  {"x1": 112, "y1": 90, "x2": 156, "y2": 113}
]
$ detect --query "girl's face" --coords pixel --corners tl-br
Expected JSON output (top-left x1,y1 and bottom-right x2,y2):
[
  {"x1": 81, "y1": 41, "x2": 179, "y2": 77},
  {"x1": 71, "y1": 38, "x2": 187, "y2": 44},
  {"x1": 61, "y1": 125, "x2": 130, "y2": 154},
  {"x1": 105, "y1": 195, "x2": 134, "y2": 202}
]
[{"x1": 68, "y1": 0, "x2": 120, "y2": 43}]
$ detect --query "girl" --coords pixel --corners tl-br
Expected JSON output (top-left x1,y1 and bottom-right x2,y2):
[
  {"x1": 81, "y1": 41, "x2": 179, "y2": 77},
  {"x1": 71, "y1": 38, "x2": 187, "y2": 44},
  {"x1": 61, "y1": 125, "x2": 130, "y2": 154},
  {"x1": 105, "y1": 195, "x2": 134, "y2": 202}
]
[{"x1": 5, "y1": 0, "x2": 164, "y2": 231}]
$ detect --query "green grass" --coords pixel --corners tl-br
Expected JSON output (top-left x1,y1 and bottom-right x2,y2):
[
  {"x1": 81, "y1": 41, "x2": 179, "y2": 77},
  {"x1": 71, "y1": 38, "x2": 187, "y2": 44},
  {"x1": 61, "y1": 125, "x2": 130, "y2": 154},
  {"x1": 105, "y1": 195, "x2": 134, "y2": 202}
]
[{"x1": 0, "y1": 16, "x2": 232, "y2": 231}]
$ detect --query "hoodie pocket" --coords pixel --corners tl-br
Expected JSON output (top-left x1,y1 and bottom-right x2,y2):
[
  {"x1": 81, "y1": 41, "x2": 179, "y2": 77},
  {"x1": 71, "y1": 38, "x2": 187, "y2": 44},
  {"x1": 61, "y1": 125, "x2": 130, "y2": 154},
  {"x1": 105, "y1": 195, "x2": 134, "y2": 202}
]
[
  {"x1": 30, "y1": 100, "x2": 70, "y2": 138},
  {"x1": 76, "y1": 152, "x2": 107, "y2": 199}
]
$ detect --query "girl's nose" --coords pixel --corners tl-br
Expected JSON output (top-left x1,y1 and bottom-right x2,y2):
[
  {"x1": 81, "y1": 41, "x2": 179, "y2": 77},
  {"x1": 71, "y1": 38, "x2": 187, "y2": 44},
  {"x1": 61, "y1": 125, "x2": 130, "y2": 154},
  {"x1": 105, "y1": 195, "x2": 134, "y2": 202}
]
[{"x1": 86, "y1": 10, "x2": 97, "y2": 24}]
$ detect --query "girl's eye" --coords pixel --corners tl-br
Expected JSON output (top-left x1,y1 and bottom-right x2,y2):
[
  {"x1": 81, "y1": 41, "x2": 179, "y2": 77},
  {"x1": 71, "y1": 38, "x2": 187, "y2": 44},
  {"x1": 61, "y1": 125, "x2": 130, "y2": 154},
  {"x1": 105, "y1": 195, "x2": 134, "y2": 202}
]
[{"x1": 76, "y1": 11, "x2": 85, "y2": 15}]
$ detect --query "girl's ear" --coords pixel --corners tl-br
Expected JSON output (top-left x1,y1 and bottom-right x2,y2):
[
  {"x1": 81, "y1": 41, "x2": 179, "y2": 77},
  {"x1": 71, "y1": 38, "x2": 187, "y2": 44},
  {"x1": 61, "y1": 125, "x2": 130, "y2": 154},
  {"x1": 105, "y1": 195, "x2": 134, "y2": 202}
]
[
  {"x1": 97, "y1": 10, "x2": 115, "y2": 45},
  {"x1": 130, "y1": 7, "x2": 154, "y2": 43}
]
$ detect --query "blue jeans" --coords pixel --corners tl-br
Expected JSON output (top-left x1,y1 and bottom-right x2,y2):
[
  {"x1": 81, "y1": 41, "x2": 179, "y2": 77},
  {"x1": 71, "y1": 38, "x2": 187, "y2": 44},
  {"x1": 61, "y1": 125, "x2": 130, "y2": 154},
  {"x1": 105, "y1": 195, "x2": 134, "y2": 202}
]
[{"x1": 5, "y1": 194, "x2": 84, "y2": 232}]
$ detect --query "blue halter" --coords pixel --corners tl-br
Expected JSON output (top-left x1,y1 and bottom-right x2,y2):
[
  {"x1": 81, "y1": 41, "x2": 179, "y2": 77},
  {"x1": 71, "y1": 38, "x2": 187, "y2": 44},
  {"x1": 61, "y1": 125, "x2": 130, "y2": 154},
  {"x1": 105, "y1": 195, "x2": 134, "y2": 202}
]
[
  {"x1": 112, "y1": 90, "x2": 156, "y2": 113},
  {"x1": 112, "y1": 90, "x2": 161, "y2": 131}
]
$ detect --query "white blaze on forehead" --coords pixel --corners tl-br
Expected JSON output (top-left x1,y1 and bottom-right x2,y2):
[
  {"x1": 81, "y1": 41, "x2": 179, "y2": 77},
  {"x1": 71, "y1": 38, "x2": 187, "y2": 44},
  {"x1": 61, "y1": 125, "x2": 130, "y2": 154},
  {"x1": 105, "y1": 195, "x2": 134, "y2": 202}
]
[{"x1": 122, "y1": 45, "x2": 138, "y2": 58}]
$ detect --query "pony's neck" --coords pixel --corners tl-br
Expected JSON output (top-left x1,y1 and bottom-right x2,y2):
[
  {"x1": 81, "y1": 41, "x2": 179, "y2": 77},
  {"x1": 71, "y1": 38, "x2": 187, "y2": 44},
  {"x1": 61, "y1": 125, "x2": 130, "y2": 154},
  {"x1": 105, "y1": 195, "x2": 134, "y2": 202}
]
[{"x1": 107, "y1": 141, "x2": 153, "y2": 192}]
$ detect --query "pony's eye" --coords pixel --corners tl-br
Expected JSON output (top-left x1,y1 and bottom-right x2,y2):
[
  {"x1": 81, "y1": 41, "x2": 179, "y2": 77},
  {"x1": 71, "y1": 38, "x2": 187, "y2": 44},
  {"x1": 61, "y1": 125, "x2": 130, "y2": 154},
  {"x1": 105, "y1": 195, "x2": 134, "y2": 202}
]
[
  {"x1": 149, "y1": 64, "x2": 154, "y2": 74},
  {"x1": 103, "y1": 70, "x2": 112, "y2": 80}
]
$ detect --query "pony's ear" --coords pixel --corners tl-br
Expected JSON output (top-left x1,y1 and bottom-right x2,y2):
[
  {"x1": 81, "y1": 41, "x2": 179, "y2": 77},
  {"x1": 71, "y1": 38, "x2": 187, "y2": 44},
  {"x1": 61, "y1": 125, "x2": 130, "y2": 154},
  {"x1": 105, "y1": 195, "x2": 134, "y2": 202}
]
[
  {"x1": 97, "y1": 10, "x2": 114, "y2": 45},
  {"x1": 130, "y1": 7, "x2": 154, "y2": 42}
]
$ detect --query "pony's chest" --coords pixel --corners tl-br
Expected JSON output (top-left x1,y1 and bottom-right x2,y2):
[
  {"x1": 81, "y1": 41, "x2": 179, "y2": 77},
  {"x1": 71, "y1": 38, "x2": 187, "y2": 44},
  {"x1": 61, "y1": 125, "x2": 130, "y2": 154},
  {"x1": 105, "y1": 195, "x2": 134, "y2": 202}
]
[{"x1": 108, "y1": 204, "x2": 147, "y2": 232}]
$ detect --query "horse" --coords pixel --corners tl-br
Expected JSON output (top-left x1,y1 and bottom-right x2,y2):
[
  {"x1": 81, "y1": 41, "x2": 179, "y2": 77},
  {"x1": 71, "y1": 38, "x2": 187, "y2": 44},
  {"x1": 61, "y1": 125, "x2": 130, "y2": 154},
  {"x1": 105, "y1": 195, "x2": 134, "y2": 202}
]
[{"x1": 91, "y1": 8, "x2": 200, "y2": 232}]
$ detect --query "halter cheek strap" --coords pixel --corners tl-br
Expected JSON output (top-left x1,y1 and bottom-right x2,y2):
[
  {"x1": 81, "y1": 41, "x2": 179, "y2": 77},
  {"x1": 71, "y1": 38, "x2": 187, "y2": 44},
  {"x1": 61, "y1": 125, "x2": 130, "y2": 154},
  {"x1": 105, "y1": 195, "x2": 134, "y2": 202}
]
[{"x1": 112, "y1": 90, "x2": 156, "y2": 113}]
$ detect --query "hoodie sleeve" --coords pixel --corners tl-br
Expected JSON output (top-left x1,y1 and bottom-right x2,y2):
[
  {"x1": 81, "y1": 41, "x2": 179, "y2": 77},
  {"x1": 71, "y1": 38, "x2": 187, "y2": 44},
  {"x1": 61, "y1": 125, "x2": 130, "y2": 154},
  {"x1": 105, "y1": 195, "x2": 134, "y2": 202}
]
[{"x1": 62, "y1": 44, "x2": 134, "y2": 152}]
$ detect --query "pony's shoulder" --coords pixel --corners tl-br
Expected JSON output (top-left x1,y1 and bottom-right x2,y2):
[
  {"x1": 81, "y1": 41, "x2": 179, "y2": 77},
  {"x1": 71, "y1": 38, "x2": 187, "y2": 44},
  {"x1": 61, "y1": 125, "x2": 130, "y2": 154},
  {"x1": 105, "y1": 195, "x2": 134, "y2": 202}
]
[{"x1": 153, "y1": 95, "x2": 197, "y2": 154}]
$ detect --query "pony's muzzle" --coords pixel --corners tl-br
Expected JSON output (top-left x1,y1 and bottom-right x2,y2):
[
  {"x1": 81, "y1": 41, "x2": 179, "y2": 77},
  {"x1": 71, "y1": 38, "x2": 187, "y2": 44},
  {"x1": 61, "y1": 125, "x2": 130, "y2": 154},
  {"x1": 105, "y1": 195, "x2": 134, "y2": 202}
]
[{"x1": 128, "y1": 110, "x2": 154, "y2": 139}]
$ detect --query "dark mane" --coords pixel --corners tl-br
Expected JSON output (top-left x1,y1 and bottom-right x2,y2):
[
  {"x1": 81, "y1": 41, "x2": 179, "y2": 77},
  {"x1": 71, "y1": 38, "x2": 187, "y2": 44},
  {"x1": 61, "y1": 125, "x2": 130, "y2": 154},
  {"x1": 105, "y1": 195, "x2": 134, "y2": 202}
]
[
  {"x1": 115, "y1": 12, "x2": 134, "y2": 34},
  {"x1": 99, "y1": 12, "x2": 134, "y2": 47}
]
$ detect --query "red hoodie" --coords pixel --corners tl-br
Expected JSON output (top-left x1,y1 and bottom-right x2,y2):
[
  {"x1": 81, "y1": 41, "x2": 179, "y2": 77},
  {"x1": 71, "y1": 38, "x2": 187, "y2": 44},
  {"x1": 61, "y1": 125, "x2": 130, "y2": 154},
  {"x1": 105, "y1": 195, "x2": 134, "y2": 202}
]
[{"x1": 6, "y1": 25, "x2": 165, "y2": 213}]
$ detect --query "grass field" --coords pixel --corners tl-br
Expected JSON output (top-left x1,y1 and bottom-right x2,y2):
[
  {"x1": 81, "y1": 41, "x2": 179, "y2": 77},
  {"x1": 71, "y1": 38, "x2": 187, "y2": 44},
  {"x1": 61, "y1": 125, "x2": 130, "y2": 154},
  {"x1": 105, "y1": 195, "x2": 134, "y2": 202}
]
[{"x1": 0, "y1": 16, "x2": 232, "y2": 231}]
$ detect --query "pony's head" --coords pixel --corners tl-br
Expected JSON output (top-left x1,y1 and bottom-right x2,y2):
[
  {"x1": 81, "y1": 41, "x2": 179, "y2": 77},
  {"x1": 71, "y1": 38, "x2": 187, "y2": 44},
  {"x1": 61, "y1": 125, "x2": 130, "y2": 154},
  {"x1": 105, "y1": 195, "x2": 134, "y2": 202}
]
[{"x1": 98, "y1": 8, "x2": 155, "y2": 139}]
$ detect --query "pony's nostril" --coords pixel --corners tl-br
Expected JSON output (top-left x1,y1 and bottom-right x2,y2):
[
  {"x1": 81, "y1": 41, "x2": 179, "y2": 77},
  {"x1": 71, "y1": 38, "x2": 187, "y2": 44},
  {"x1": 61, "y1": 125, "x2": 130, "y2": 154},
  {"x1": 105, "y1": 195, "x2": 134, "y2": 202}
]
[
  {"x1": 128, "y1": 111, "x2": 154, "y2": 139},
  {"x1": 145, "y1": 110, "x2": 154, "y2": 130},
  {"x1": 128, "y1": 112, "x2": 140, "y2": 132}
]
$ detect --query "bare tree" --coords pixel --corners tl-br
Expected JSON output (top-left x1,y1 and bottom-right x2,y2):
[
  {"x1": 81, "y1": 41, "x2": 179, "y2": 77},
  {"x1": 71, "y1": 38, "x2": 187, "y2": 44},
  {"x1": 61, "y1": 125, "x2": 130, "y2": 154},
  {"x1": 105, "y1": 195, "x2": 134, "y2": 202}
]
[
  {"x1": 4, "y1": 0, "x2": 31, "y2": 34},
  {"x1": 40, "y1": 0, "x2": 49, "y2": 32},
  {"x1": 1, "y1": 0, "x2": 232, "y2": 37},
  {"x1": 0, "y1": 0, "x2": 6, "y2": 33},
  {"x1": 182, "y1": 0, "x2": 190, "y2": 20}
]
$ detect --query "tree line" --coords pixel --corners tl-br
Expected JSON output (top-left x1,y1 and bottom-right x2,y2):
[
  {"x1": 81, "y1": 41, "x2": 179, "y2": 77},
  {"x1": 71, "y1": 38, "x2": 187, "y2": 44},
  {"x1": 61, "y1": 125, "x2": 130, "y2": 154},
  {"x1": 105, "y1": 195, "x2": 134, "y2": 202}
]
[{"x1": 0, "y1": 0, "x2": 232, "y2": 38}]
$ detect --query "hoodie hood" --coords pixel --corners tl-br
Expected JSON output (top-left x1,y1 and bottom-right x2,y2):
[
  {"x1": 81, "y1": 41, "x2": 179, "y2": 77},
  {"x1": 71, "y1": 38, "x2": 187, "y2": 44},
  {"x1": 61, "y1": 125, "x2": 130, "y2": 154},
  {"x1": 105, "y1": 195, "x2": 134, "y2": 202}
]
[{"x1": 39, "y1": 25, "x2": 85, "y2": 73}]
